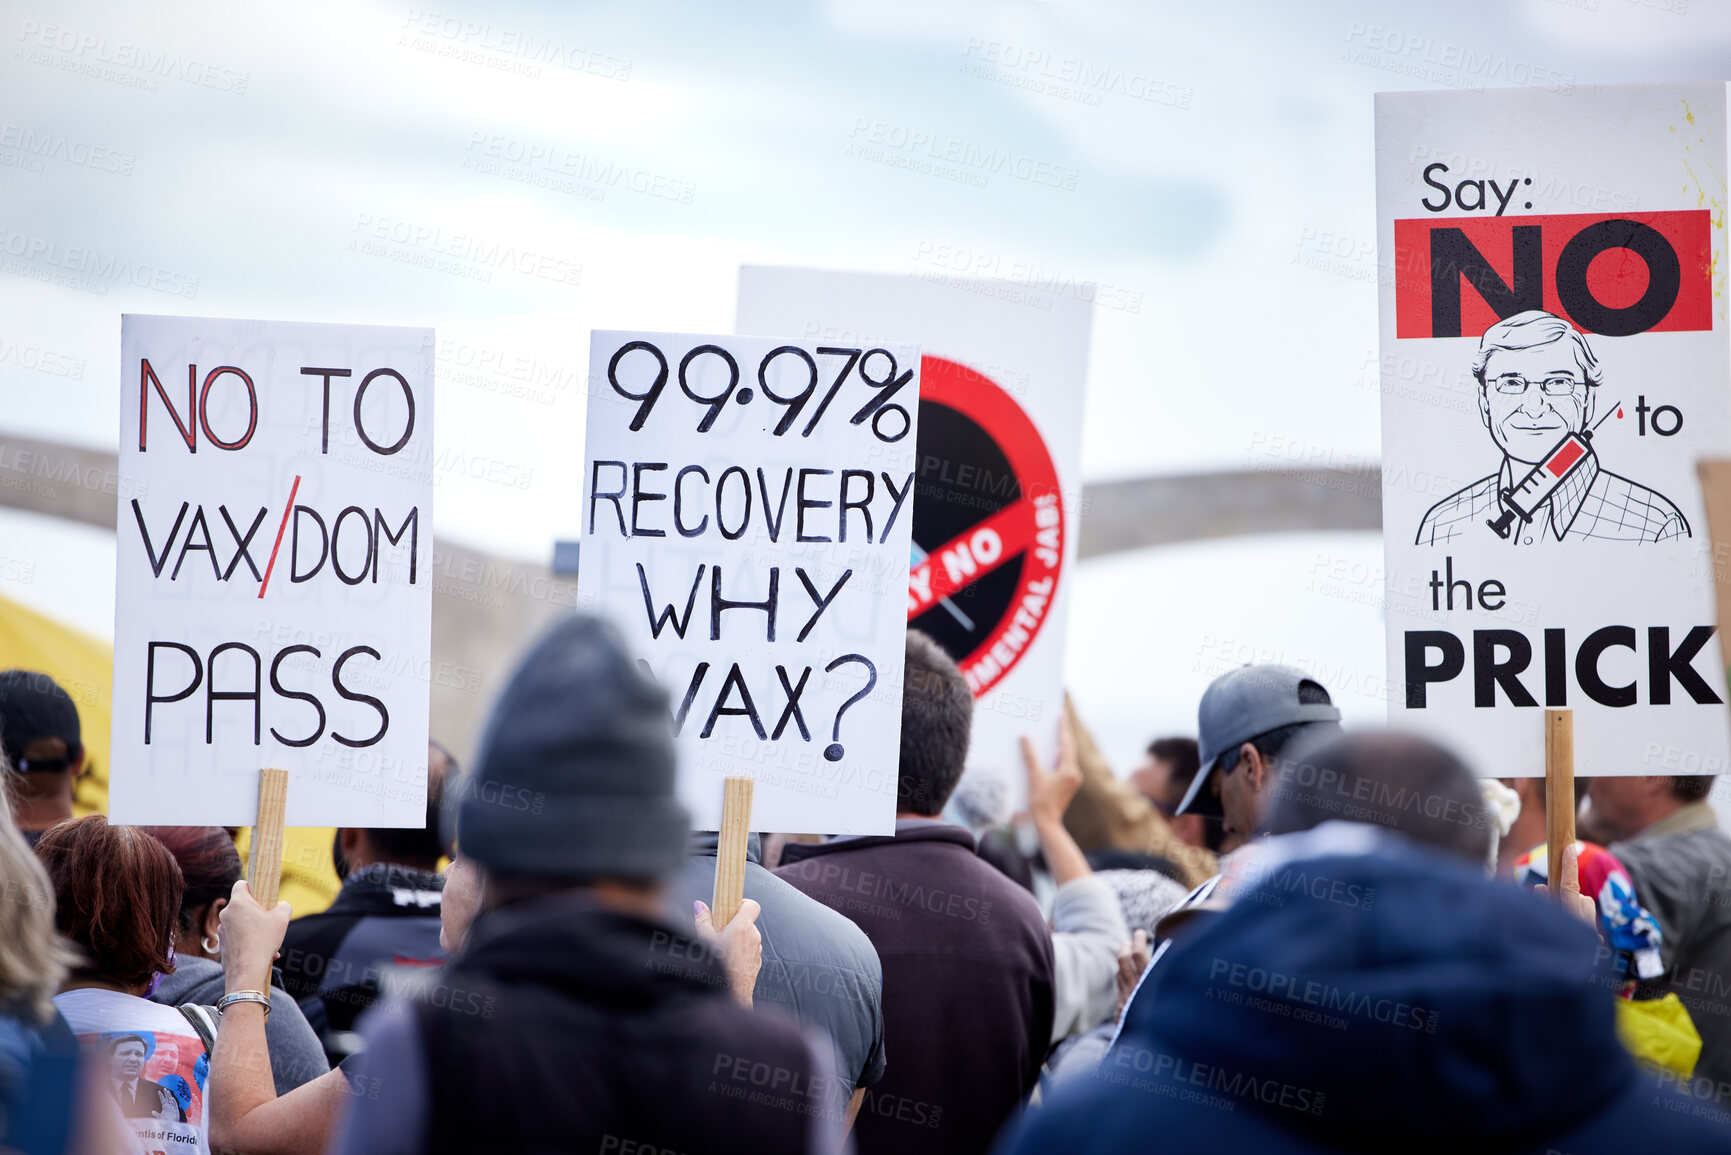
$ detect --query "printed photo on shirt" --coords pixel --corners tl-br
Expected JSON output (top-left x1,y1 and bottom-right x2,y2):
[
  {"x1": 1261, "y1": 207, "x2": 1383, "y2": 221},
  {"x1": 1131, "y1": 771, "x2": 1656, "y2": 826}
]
[{"x1": 83, "y1": 1027, "x2": 207, "y2": 1152}]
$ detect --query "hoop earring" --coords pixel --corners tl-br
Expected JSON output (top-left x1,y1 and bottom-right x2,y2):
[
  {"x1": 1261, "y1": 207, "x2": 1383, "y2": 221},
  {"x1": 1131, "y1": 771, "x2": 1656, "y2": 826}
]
[{"x1": 202, "y1": 933, "x2": 221, "y2": 959}]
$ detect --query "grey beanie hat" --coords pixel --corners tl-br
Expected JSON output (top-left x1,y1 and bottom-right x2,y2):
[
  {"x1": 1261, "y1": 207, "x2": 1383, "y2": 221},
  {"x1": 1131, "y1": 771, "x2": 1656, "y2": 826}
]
[{"x1": 449, "y1": 614, "x2": 689, "y2": 880}]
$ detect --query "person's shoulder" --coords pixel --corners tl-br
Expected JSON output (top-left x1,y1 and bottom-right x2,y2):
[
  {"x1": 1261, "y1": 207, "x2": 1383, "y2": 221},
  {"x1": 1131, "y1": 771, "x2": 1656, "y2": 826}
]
[
  {"x1": 1001, "y1": 1059, "x2": 1306, "y2": 1155},
  {"x1": 1005, "y1": 1075, "x2": 1143, "y2": 1144},
  {"x1": 774, "y1": 835, "x2": 908, "y2": 890},
  {"x1": 952, "y1": 844, "x2": 1042, "y2": 901},
  {"x1": 769, "y1": 857, "x2": 813, "y2": 892},
  {"x1": 55, "y1": 988, "x2": 193, "y2": 1035},
  {"x1": 671, "y1": 851, "x2": 719, "y2": 893},
  {"x1": 945, "y1": 852, "x2": 1051, "y2": 945},
  {"x1": 48, "y1": 989, "x2": 92, "y2": 1024},
  {"x1": 0, "y1": 1009, "x2": 39, "y2": 1058},
  {"x1": 330, "y1": 911, "x2": 444, "y2": 959},
  {"x1": 690, "y1": 980, "x2": 816, "y2": 1062},
  {"x1": 772, "y1": 839, "x2": 861, "y2": 884},
  {"x1": 344, "y1": 995, "x2": 425, "y2": 1099},
  {"x1": 746, "y1": 863, "x2": 881, "y2": 972},
  {"x1": 150, "y1": 955, "x2": 225, "y2": 1006},
  {"x1": 1659, "y1": 825, "x2": 1731, "y2": 870},
  {"x1": 1612, "y1": 829, "x2": 1731, "y2": 883},
  {"x1": 280, "y1": 906, "x2": 350, "y2": 944}
]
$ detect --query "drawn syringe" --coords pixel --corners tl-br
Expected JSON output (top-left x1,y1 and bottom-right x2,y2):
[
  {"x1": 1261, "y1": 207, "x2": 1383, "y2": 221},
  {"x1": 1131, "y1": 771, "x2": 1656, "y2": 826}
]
[
  {"x1": 1486, "y1": 404, "x2": 1619, "y2": 539},
  {"x1": 910, "y1": 540, "x2": 975, "y2": 631}
]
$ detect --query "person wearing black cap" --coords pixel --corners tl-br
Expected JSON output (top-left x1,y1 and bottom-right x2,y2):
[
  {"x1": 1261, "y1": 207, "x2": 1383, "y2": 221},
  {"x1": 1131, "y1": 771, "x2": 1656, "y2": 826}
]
[{"x1": 0, "y1": 670, "x2": 86, "y2": 846}]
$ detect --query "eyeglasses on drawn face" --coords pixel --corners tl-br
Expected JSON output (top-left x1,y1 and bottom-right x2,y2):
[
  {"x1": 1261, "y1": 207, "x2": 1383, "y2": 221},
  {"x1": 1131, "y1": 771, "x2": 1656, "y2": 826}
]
[{"x1": 1488, "y1": 373, "x2": 1586, "y2": 397}]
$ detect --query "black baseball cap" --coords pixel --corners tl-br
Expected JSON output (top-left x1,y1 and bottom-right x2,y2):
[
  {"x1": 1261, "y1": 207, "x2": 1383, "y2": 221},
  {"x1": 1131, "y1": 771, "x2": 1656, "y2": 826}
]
[{"x1": 0, "y1": 670, "x2": 83, "y2": 772}]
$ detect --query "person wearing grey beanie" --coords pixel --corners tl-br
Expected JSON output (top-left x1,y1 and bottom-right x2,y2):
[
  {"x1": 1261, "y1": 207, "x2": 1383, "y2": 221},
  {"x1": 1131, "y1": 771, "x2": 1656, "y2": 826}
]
[
  {"x1": 208, "y1": 616, "x2": 847, "y2": 1155},
  {"x1": 446, "y1": 612, "x2": 692, "y2": 881}
]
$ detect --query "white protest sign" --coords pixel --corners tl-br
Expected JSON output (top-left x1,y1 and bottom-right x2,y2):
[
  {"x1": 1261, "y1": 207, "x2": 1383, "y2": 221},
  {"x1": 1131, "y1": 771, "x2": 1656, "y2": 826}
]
[
  {"x1": 738, "y1": 267, "x2": 1090, "y2": 808},
  {"x1": 579, "y1": 331, "x2": 920, "y2": 834},
  {"x1": 112, "y1": 315, "x2": 433, "y2": 825},
  {"x1": 1378, "y1": 83, "x2": 1731, "y2": 777}
]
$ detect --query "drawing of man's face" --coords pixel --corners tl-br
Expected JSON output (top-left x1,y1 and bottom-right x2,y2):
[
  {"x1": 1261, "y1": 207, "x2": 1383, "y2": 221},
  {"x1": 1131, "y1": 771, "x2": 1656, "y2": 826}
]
[
  {"x1": 146, "y1": 1040, "x2": 180, "y2": 1081},
  {"x1": 110, "y1": 1037, "x2": 146, "y2": 1081},
  {"x1": 1477, "y1": 342, "x2": 1596, "y2": 465}
]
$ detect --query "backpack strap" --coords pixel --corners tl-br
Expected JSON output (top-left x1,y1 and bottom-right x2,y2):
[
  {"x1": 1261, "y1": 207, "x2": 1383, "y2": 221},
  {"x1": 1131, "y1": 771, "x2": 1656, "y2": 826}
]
[{"x1": 178, "y1": 1003, "x2": 221, "y2": 1057}]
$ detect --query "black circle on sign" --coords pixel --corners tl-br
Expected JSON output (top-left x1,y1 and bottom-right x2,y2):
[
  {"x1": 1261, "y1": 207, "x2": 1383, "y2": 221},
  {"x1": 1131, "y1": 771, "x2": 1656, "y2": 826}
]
[
  {"x1": 911, "y1": 400, "x2": 1025, "y2": 664},
  {"x1": 1555, "y1": 219, "x2": 1681, "y2": 337}
]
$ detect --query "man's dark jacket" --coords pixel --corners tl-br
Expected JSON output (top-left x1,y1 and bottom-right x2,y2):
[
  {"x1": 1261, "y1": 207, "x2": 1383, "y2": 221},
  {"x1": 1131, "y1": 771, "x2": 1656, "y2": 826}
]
[
  {"x1": 347, "y1": 890, "x2": 837, "y2": 1154},
  {"x1": 279, "y1": 862, "x2": 446, "y2": 1056},
  {"x1": 1000, "y1": 841, "x2": 1731, "y2": 1155},
  {"x1": 778, "y1": 821, "x2": 1055, "y2": 1155}
]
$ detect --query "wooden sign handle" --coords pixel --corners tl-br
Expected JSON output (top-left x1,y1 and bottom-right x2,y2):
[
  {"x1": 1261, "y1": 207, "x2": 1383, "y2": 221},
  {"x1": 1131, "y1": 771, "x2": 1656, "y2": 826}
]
[
  {"x1": 711, "y1": 777, "x2": 754, "y2": 929},
  {"x1": 1544, "y1": 710, "x2": 1576, "y2": 896},
  {"x1": 246, "y1": 768, "x2": 289, "y2": 911}
]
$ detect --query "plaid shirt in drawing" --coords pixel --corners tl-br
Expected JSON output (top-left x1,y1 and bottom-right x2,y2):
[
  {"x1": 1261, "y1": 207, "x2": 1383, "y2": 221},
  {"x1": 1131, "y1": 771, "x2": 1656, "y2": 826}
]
[{"x1": 1416, "y1": 450, "x2": 1689, "y2": 545}]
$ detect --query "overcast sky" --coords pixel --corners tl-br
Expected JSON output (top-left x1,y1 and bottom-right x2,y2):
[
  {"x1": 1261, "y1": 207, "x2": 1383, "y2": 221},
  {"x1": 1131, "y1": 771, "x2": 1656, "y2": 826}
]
[{"x1": 2, "y1": 0, "x2": 1729, "y2": 772}]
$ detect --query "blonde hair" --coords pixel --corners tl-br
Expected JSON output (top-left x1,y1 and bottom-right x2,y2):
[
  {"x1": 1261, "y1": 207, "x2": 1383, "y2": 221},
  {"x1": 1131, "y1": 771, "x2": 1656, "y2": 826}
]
[{"x1": 0, "y1": 781, "x2": 76, "y2": 1023}]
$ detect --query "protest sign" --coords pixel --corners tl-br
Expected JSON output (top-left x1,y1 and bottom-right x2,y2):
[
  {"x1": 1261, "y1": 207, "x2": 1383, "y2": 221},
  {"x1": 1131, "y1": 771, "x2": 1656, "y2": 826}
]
[
  {"x1": 111, "y1": 315, "x2": 433, "y2": 826},
  {"x1": 738, "y1": 267, "x2": 1090, "y2": 807},
  {"x1": 1378, "y1": 83, "x2": 1731, "y2": 777},
  {"x1": 578, "y1": 330, "x2": 920, "y2": 834}
]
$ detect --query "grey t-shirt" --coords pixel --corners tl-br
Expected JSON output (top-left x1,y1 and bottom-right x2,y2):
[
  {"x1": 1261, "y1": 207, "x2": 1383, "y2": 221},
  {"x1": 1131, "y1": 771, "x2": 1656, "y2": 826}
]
[
  {"x1": 672, "y1": 833, "x2": 887, "y2": 1099},
  {"x1": 149, "y1": 954, "x2": 329, "y2": 1095}
]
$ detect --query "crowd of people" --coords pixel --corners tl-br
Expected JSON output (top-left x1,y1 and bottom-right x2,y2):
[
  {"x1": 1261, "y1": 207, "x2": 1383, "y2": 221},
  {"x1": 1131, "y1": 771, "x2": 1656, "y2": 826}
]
[{"x1": 4, "y1": 618, "x2": 1731, "y2": 1153}]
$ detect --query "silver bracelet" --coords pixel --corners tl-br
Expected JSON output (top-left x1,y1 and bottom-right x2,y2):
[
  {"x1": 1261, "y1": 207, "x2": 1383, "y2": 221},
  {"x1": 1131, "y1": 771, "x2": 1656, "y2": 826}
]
[{"x1": 217, "y1": 990, "x2": 272, "y2": 1015}]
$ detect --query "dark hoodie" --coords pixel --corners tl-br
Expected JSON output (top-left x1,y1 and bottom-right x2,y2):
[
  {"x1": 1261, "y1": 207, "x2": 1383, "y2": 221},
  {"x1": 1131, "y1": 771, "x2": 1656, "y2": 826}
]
[
  {"x1": 1000, "y1": 840, "x2": 1731, "y2": 1154},
  {"x1": 778, "y1": 821, "x2": 1054, "y2": 1155},
  {"x1": 333, "y1": 890, "x2": 842, "y2": 1155},
  {"x1": 278, "y1": 861, "x2": 447, "y2": 1057}
]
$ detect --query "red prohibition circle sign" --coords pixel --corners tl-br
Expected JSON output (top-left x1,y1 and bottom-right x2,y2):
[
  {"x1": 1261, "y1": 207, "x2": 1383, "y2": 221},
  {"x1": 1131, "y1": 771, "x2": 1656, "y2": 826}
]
[{"x1": 907, "y1": 356, "x2": 1065, "y2": 697}]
